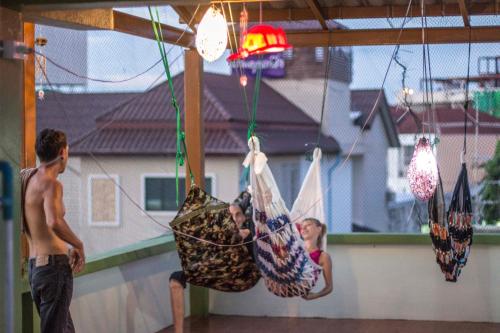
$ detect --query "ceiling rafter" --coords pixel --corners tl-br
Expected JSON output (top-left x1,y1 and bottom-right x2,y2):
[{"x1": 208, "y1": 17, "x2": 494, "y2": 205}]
[
  {"x1": 457, "y1": 0, "x2": 470, "y2": 27},
  {"x1": 303, "y1": 0, "x2": 328, "y2": 30}
]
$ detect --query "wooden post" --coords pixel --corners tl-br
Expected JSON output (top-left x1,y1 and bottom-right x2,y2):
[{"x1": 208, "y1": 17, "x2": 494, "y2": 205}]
[
  {"x1": 22, "y1": 22, "x2": 37, "y2": 333},
  {"x1": 184, "y1": 49, "x2": 208, "y2": 318},
  {"x1": 0, "y1": 6, "x2": 26, "y2": 333},
  {"x1": 22, "y1": 21, "x2": 36, "y2": 272}
]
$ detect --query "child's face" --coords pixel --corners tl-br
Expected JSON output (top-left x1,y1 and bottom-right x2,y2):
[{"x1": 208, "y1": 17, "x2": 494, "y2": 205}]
[
  {"x1": 229, "y1": 205, "x2": 246, "y2": 227},
  {"x1": 301, "y1": 220, "x2": 321, "y2": 241}
]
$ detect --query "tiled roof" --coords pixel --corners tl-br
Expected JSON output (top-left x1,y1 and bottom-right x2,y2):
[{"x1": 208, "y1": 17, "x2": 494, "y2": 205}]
[
  {"x1": 392, "y1": 105, "x2": 500, "y2": 135},
  {"x1": 38, "y1": 72, "x2": 340, "y2": 156}
]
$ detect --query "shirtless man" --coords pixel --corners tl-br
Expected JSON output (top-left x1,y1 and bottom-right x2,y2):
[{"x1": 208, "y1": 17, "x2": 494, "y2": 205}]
[{"x1": 22, "y1": 129, "x2": 85, "y2": 333}]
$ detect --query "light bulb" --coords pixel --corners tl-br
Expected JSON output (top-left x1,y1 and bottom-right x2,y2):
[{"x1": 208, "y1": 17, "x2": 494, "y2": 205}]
[
  {"x1": 240, "y1": 75, "x2": 247, "y2": 86},
  {"x1": 195, "y1": 7, "x2": 228, "y2": 62},
  {"x1": 407, "y1": 137, "x2": 438, "y2": 201}
]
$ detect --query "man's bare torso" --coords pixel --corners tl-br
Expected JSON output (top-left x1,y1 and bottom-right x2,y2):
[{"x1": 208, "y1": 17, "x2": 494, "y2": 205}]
[{"x1": 25, "y1": 170, "x2": 68, "y2": 258}]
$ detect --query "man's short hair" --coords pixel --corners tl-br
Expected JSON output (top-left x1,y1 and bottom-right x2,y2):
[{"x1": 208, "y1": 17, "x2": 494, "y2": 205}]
[{"x1": 35, "y1": 129, "x2": 67, "y2": 162}]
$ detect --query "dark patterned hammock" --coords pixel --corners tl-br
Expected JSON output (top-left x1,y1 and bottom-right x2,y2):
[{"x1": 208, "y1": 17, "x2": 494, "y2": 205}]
[
  {"x1": 428, "y1": 164, "x2": 473, "y2": 282},
  {"x1": 170, "y1": 186, "x2": 260, "y2": 292}
]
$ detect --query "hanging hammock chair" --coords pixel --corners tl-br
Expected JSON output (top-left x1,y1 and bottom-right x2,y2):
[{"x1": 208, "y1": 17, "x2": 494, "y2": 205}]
[
  {"x1": 428, "y1": 173, "x2": 457, "y2": 281},
  {"x1": 290, "y1": 147, "x2": 327, "y2": 251},
  {"x1": 428, "y1": 164, "x2": 474, "y2": 282},
  {"x1": 245, "y1": 136, "x2": 322, "y2": 297},
  {"x1": 447, "y1": 163, "x2": 474, "y2": 280},
  {"x1": 170, "y1": 185, "x2": 260, "y2": 292}
]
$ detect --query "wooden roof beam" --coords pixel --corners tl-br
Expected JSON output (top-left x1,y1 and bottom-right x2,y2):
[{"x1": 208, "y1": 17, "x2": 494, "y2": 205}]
[
  {"x1": 457, "y1": 0, "x2": 470, "y2": 27},
  {"x1": 185, "y1": 3, "x2": 498, "y2": 23},
  {"x1": 172, "y1": 5, "x2": 198, "y2": 33},
  {"x1": 272, "y1": 26, "x2": 500, "y2": 47},
  {"x1": 112, "y1": 11, "x2": 194, "y2": 47},
  {"x1": 23, "y1": 9, "x2": 194, "y2": 48},
  {"x1": 304, "y1": 0, "x2": 328, "y2": 30}
]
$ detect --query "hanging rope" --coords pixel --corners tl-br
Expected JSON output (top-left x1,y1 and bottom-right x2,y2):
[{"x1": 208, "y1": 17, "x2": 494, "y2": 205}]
[
  {"x1": 149, "y1": 7, "x2": 194, "y2": 205},
  {"x1": 248, "y1": 62, "x2": 263, "y2": 139},
  {"x1": 463, "y1": 27, "x2": 472, "y2": 158},
  {"x1": 316, "y1": 33, "x2": 333, "y2": 148}
]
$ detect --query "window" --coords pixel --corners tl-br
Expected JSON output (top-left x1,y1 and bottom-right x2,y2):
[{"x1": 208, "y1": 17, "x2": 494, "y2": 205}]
[
  {"x1": 88, "y1": 175, "x2": 120, "y2": 226},
  {"x1": 315, "y1": 47, "x2": 325, "y2": 62},
  {"x1": 398, "y1": 145, "x2": 414, "y2": 177},
  {"x1": 142, "y1": 175, "x2": 214, "y2": 213}
]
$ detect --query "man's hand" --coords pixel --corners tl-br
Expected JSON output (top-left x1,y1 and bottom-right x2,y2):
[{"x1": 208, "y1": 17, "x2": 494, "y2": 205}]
[{"x1": 69, "y1": 245, "x2": 85, "y2": 274}]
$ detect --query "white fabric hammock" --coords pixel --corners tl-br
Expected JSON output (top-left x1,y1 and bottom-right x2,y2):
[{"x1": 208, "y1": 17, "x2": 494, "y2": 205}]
[
  {"x1": 244, "y1": 137, "x2": 322, "y2": 297},
  {"x1": 290, "y1": 147, "x2": 327, "y2": 251}
]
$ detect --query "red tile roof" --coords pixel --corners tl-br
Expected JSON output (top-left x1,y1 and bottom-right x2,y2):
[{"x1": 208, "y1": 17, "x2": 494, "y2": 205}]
[
  {"x1": 38, "y1": 72, "x2": 340, "y2": 156},
  {"x1": 392, "y1": 105, "x2": 500, "y2": 135}
]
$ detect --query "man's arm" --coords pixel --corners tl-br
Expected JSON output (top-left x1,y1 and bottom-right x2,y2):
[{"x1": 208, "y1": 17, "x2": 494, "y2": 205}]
[{"x1": 43, "y1": 180, "x2": 83, "y2": 250}]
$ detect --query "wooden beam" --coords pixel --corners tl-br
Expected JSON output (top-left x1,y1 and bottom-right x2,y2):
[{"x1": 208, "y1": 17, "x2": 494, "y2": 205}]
[
  {"x1": 279, "y1": 26, "x2": 500, "y2": 47},
  {"x1": 304, "y1": 0, "x2": 328, "y2": 30},
  {"x1": 4, "y1": 1, "x2": 201, "y2": 10},
  {"x1": 184, "y1": 49, "x2": 208, "y2": 318},
  {"x1": 187, "y1": 3, "x2": 499, "y2": 22},
  {"x1": 112, "y1": 11, "x2": 194, "y2": 48},
  {"x1": 457, "y1": 0, "x2": 470, "y2": 27},
  {"x1": 23, "y1": 9, "x2": 194, "y2": 47},
  {"x1": 23, "y1": 8, "x2": 114, "y2": 30},
  {"x1": 172, "y1": 5, "x2": 198, "y2": 33}
]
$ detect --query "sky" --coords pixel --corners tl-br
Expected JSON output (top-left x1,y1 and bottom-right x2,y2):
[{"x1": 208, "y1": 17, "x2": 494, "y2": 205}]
[{"x1": 78, "y1": 6, "x2": 500, "y2": 105}]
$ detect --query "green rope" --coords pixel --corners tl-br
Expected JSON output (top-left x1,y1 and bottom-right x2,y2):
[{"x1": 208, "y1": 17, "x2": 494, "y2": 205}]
[
  {"x1": 149, "y1": 7, "x2": 193, "y2": 205},
  {"x1": 247, "y1": 58, "x2": 263, "y2": 140}
]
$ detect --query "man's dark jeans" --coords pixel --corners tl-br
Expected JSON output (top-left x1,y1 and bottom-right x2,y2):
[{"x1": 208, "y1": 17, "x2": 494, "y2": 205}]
[{"x1": 28, "y1": 255, "x2": 75, "y2": 333}]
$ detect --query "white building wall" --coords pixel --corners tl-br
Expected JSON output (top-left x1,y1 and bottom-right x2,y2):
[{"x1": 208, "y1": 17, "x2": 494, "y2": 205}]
[
  {"x1": 360, "y1": 116, "x2": 391, "y2": 231},
  {"x1": 59, "y1": 157, "x2": 82, "y2": 233},
  {"x1": 329, "y1": 159, "x2": 353, "y2": 233},
  {"x1": 210, "y1": 243, "x2": 500, "y2": 323},
  {"x1": 264, "y1": 79, "x2": 356, "y2": 150},
  {"x1": 64, "y1": 155, "x2": 241, "y2": 256}
]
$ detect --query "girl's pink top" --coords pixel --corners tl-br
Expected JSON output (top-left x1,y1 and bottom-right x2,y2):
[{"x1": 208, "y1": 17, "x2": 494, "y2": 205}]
[{"x1": 309, "y1": 249, "x2": 322, "y2": 265}]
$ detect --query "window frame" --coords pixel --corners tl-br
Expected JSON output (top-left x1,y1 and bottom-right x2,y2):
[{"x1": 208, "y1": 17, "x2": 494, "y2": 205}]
[
  {"x1": 140, "y1": 173, "x2": 216, "y2": 216},
  {"x1": 87, "y1": 174, "x2": 121, "y2": 227}
]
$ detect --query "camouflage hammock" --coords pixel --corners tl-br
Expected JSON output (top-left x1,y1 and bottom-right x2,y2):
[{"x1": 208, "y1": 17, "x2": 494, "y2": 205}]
[{"x1": 170, "y1": 186, "x2": 260, "y2": 292}]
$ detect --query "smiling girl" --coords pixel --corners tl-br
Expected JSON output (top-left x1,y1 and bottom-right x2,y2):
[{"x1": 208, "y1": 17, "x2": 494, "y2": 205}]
[{"x1": 300, "y1": 218, "x2": 333, "y2": 300}]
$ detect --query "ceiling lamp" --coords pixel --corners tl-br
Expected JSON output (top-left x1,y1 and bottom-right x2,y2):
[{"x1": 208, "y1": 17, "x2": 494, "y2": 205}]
[
  {"x1": 196, "y1": 6, "x2": 228, "y2": 62},
  {"x1": 407, "y1": 137, "x2": 438, "y2": 201},
  {"x1": 227, "y1": 24, "x2": 291, "y2": 61}
]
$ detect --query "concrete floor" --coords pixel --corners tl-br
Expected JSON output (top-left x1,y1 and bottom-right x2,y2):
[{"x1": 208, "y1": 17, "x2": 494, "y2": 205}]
[{"x1": 158, "y1": 315, "x2": 500, "y2": 333}]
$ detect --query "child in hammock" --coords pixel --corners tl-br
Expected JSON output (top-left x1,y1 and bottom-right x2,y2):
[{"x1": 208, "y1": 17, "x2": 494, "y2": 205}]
[
  {"x1": 168, "y1": 191, "x2": 254, "y2": 333},
  {"x1": 300, "y1": 218, "x2": 333, "y2": 300}
]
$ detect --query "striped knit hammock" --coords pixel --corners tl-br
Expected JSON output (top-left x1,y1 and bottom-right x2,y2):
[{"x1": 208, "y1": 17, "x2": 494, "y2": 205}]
[
  {"x1": 244, "y1": 136, "x2": 322, "y2": 297},
  {"x1": 428, "y1": 164, "x2": 473, "y2": 282}
]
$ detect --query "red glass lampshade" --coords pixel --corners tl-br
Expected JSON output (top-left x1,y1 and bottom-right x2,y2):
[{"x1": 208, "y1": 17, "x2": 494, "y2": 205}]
[{"x1": 228, "y1": 24, "x2": 291, "y2": 61}]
